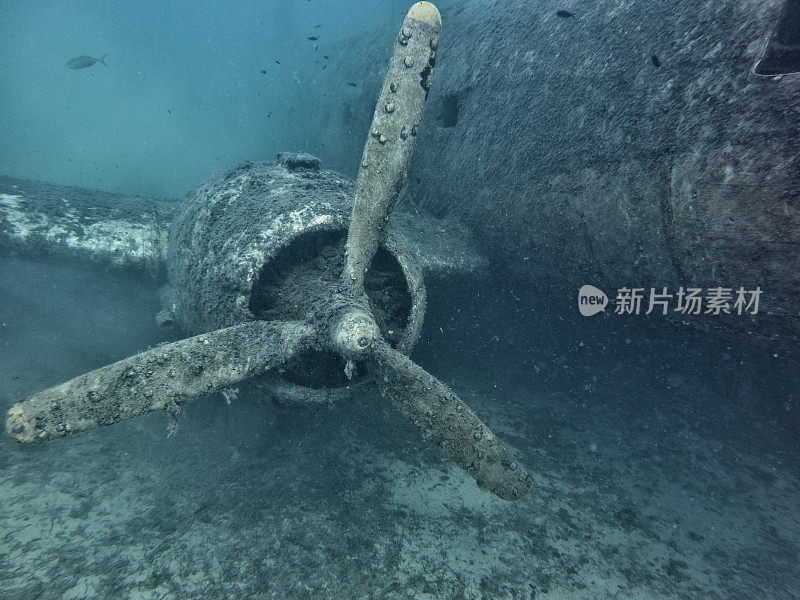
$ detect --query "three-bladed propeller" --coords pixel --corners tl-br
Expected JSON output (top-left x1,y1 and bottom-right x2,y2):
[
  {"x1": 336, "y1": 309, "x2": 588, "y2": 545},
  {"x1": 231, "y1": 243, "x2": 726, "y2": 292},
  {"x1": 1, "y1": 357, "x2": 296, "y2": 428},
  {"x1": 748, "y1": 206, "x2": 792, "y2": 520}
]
[{"x1": 6, "y1": 2, "x2": 531, "y2": 501}]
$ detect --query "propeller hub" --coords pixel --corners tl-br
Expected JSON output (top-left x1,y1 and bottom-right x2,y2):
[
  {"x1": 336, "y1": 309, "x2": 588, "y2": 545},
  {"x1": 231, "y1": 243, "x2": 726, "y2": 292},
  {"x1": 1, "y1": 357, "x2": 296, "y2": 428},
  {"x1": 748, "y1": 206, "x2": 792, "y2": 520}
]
[{"x1": 331, "y1": 309, "x2": 382, "y2": 360}]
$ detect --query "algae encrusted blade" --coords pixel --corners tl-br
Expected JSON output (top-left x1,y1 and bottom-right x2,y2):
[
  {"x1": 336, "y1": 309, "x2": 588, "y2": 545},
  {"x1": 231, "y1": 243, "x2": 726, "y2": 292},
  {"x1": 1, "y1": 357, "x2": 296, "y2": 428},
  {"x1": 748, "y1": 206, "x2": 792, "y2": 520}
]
[
  {"x1": 343, "y1": 2, "x2": 442, "y2": 292},
  {"x1": 373, "y1": 342, "x2": 532, "y2": 501},
  {"x1": 6, "y1": 321, "x2": 315, "y2": 443}
]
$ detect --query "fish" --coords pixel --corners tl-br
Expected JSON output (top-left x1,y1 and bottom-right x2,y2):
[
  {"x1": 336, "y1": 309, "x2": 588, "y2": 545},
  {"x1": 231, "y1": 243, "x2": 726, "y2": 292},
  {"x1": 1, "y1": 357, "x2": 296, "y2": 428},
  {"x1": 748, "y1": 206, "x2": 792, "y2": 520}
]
[
  {"x1": 65, "y1": 54, "x2": 107, "y2": 69},
  {"x1": 323, "y1": 55, "x2": 329, "y2": 60},
  {"x1": 651, "y1": 54, "x2": 662, "y2": 67},
  {"x1": 260, "y1": 68, "x2": 267, "y2": 74},
  {"x1": 275, "y1": 60, "x2": 281, "y2": 64},
  {"x1": 308, "y1": 36, "x2": 319, "y2": 41},
  {"x1": 347, "y1": 82, "x2": 357, "y2": 87},
  {"x1": 556, "y1": 10, "x2": 574, "y2": 18}
]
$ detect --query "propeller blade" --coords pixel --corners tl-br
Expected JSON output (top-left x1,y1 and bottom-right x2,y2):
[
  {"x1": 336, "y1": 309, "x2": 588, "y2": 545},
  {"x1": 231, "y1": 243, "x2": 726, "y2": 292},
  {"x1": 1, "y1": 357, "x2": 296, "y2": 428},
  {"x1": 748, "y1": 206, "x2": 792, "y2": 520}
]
[
  {"x1": 6, "y1": 321, "x2": 315, "y2": 443},
  {"x1": 374, "y1": 343, "x2": 532, "y2": 500},
  {"x1": 343, "y1": 2, "x2": 441, "y2": 290}
]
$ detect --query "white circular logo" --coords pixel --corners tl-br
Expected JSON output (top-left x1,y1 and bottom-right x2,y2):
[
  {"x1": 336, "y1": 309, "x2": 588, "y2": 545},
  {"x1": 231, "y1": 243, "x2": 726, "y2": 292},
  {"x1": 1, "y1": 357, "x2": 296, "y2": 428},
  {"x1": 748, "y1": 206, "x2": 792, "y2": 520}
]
[{"x1": 578, "y1": 285, "x2": 608, "y2": 316}]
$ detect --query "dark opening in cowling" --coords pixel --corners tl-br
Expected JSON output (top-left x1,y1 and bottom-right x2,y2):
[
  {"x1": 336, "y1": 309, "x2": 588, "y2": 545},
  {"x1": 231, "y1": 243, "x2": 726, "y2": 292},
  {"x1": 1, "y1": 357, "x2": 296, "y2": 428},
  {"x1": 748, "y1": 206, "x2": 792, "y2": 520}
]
[
  {"x1": 248, "y1": 228, "x2": 412, "y2": 389},
  {"x1": 755, "y1": 0, "x2": 800, "y2": 75}
]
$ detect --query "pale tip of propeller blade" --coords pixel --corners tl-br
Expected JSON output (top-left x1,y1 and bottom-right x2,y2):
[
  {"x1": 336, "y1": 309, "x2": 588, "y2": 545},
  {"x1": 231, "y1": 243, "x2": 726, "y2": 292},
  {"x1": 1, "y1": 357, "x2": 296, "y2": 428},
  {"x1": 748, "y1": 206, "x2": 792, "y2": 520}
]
[
  {"x1": 408, "y1": 2, "x2": 442, "y2": 28},
  {"x1": 471, "y1": 455, "x2": 532, "y2": 501}
]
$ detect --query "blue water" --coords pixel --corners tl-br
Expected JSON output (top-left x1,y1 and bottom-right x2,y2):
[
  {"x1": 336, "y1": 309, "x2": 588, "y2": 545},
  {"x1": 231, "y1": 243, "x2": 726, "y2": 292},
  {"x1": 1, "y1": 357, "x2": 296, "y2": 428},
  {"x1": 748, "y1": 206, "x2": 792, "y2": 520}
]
[{"x1": 0, "y1": 0, "x2": 456, "y2": 198}]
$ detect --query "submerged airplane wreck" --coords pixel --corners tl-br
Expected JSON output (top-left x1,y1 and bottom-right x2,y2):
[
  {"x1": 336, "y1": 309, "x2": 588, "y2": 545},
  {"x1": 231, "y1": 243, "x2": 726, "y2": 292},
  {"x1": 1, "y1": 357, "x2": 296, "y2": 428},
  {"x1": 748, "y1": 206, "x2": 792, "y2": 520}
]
[
  {"x1": 4, "y1": 0, "x2": 799, "y2": 500},
  {"x1": 1, "y1": 3, "x2": 532, "y2": 501}
]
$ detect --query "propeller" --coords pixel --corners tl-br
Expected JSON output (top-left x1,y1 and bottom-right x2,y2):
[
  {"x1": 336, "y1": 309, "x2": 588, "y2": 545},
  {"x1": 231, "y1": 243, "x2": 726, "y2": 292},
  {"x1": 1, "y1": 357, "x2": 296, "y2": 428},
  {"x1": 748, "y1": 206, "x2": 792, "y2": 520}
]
[{"x1": 5, "y1": 2, "x2": 532, "y2": 501}]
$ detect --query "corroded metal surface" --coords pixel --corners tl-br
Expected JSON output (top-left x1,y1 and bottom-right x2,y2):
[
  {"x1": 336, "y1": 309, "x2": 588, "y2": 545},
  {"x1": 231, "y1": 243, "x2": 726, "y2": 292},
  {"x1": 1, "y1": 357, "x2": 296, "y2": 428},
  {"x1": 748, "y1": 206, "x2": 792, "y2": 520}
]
[
  {"x1": 0, "y1": 176, "x2": 177, "y2": 275},
  {"x1": 7, "y1": 321, "x2": 315, "y2": 443},
  {"x1": 376, "y1": 341, "x2": 532, "y2": 501},
  {"x1": 344, "y1": 2, "x2": 442, "y2": 289},
  {"x1": 167, "y1": 160, "x2": 355, "y2": 333},
  {"x1": 164, "y1": 160, "x2": 428, "y2": 356}
]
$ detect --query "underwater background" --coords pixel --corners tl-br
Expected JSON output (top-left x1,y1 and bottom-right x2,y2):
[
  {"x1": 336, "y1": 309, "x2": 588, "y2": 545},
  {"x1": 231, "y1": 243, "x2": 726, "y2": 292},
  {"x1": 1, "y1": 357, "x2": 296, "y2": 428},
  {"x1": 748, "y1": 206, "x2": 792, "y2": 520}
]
[
  {"x1": 1, "y1": 0, "x2": 456, "y2": 198},
  {"x1": 2, "y1": 1, "x2": 800, "y2": 599}
]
